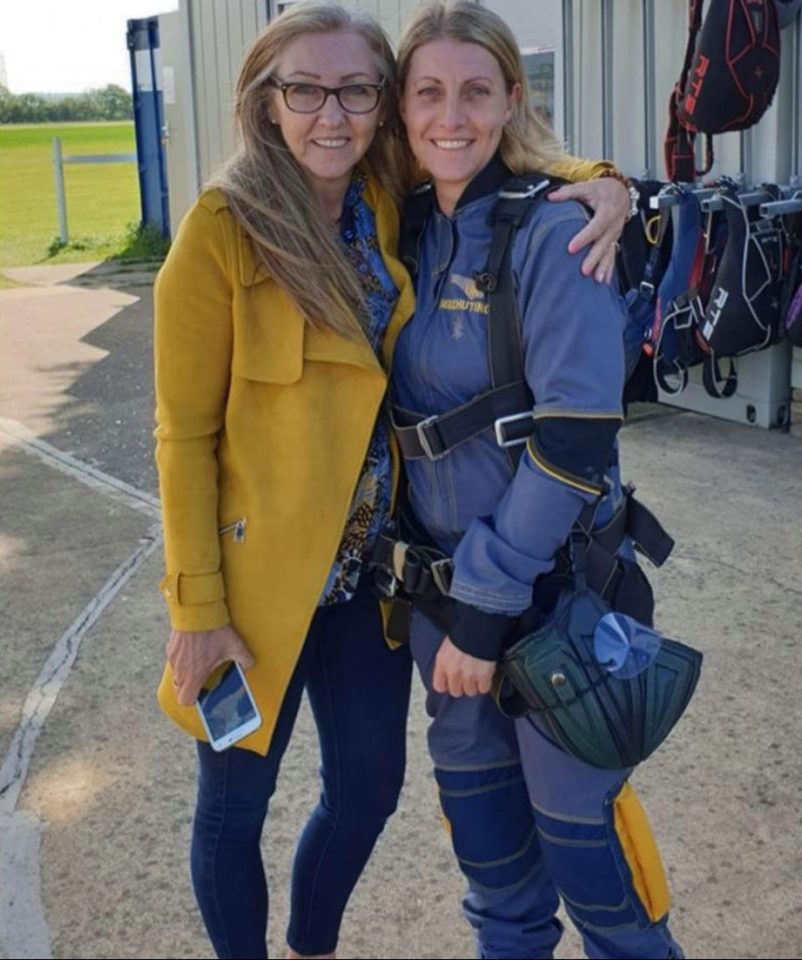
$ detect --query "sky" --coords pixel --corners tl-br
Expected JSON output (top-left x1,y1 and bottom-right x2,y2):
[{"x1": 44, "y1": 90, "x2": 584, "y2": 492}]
[{"x1": 0, "y1": 0, "x2": 179, "y2": 94}]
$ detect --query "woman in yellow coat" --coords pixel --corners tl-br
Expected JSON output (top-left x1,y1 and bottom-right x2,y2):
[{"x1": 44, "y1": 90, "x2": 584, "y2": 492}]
[{"x1": 153, "y1": 3, "x2": 630, "y2": 958}]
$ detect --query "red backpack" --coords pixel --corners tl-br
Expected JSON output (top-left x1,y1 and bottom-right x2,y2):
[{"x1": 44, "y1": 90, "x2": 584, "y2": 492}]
[{"x1": 665, "y1": 0, "x2": 781, "y2": 182}]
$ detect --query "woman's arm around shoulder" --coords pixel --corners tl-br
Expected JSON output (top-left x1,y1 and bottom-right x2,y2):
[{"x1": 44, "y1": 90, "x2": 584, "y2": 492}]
[{"x1": 544, "y1": 155, "x2": 632, "y2": 283}]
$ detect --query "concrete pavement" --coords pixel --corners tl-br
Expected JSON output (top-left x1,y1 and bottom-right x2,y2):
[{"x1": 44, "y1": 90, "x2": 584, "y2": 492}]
[{"x1": 1, "y1": 262, "x2": 801, "y2": 959}]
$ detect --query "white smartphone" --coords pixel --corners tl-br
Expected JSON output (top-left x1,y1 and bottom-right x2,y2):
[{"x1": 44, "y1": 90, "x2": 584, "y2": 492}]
[{"x1": 196, "y1": 661, "x2": 262, "y2": 751}]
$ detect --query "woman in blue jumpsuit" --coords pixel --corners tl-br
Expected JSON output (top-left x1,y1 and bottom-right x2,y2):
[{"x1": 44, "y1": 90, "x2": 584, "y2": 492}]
[{"x1": 391, "y1": 3, "x2": 684, "y2": 958}]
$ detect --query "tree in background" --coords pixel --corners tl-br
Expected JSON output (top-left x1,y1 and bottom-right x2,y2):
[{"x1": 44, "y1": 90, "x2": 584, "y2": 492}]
[{"x1": 0, "y1": 84, "x2": 133, "y2": 123}]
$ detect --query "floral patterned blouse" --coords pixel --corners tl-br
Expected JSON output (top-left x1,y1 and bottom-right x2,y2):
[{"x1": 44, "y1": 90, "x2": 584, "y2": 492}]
[{"x1": 319, "y1": 172, "x2": 398, "y2": 605}]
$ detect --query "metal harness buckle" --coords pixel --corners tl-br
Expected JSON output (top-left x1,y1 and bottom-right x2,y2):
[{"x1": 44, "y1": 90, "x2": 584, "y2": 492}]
[
  {"x1": 493, "y1": 411, "x2": 533, "y2": 448},
  {"x1": 415, "y1": 415, "x2": 445, "y2": 461},
  {"x1": 430, "y1": 558, "x2": 453, "y2": 595},
  {"x1": 374, "y1": 566, "x2": 398, "y2": 599},
  {"x1": 498, "y1": 181, "x2": 549, "y2": 201}
]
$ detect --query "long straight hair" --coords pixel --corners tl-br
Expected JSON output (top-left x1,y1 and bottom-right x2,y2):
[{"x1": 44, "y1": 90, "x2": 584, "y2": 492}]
[
  {"x1": 211, "y1": 2, "x2": 407, "y2": 338},
  {"x1": 397, "y1": 0, "x2": 569, "y2": 178}
]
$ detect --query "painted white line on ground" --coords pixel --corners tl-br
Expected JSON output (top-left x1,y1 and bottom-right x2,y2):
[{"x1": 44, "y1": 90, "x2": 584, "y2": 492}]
[
  {"x1": 0, "y1": 417, "x2": 160, "y2": 518},
  {"x1": 0, "y1": 811, "x2": 52, "y2": 960},
  {"x1": 0, "y1": 525, "x2": 162, "y2": 816},
  {"x1": 0, "y1": 525, "x2": 162, "y2": 959}
]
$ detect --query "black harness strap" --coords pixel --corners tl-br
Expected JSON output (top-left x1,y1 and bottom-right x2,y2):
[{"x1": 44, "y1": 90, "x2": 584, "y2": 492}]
[
  {"x1": 483, "y1": 178, "x2": 550, "y2": 390},
  {"x1": 391, "y1": 382, "x2": 533, "y2": 460},
  {"x1": 398, "y1": 181, "x2": 435, "y2": 279},
  {"x1": 370, "y1": 487, "x2": 674, "y2": 642},
  {"x1": 702, "y1": 353, "x2": 738, "y2": 398}
]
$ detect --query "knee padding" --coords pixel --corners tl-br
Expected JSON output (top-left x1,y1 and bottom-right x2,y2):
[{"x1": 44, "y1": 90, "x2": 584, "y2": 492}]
[
  {"x1": 533, "y1": 782, "x2": 670, "y2": 931},
  {"x1": 435, "y1": 763, "x2": 540, "y2": 891}
]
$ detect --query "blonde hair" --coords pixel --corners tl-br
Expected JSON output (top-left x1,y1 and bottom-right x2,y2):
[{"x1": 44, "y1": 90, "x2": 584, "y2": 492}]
[
  {"x1": 397, "y1": 0, "x2": 568, "y2": 177},
  {"x1": 211, "y1": 2, "x2": 407, "y2": 338}
]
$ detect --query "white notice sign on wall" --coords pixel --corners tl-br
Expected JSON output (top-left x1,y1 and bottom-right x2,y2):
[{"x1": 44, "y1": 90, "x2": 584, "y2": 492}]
[{"x1": 163, "y1": 66, "x2": 176, "y2": 104}]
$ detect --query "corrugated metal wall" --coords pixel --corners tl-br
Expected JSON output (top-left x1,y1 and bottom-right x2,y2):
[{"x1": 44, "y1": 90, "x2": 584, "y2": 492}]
[{"x1": 190, "y1": 0, "x2": 270, "y2": 178}]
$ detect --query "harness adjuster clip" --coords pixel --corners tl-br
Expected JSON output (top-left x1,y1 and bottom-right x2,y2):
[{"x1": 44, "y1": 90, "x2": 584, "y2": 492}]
[
  {"x1": 473, "y1": 271, "x2": 497, "y2": 293},
  {"x1": 374, "y1": 566, "x2": 399, "y2": 599},
  {"x1": 639, "y1": 279, "x2": 655, "y2": 299},
  {"x1": 415, "y1": 415, "x2": 446, "y2": 461},
  {"x1": 498, "y1": 182, "x2": 548, "y2": 201},
  {"x1": 493, "y1": 411, "x2": 533, "y2": 449},
  {"x1": 430, "y1": 558, "x2": 454, "y2": 596}
]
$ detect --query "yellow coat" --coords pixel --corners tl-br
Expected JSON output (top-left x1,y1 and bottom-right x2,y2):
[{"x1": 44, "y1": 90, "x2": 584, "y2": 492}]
[
  {"x1": 154, "y1": 158, "x2": 614, "y2": 755},
  {"x1": 154, "y1": 171, "x2": 416, "y2": 754}
]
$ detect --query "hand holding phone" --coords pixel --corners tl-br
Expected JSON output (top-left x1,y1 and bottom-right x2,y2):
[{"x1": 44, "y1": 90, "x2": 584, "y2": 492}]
[
  {"x1": 196, "y1": 661, "x2": 262, "y2": 751},
  {"x1": 167, "y1": 624, "x2": 254, "y2": 706}
]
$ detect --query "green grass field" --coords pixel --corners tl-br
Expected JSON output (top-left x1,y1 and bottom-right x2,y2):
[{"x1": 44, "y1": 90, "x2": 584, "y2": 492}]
[{"x1": 0, "y1": 121, "x2": 161, "y2": 267}]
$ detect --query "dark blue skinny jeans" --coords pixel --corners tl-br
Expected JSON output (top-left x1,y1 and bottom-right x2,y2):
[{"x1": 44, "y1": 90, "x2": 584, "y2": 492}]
[{"x1": 190, "y1": 582, "x2": 412, "y2": 958}]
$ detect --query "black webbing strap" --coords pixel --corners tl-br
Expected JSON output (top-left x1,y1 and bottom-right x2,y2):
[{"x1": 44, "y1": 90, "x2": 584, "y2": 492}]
[
  {"x1": 372, "y1": 533, "x2": 452, "y2": 596},
  {"x1": 484, "y1": 179, "x2": 552, "y2": 470},
  {"x1": 399, "y1": 182, "x2": 434, "y2": 279},
  {"x1": 371, "y1": 517, "x2": 455, "y2": 637},
  {"x1": 565, "y1": 487, "x2": 675, "y2": 595},
  {"x1": 482, "y1": 177, "x2": 551, "y2": 391},
  {"x1": 371, "y1": 488, "x2": 674, "y2": 644},
  {"x1": 702, "y1": 353, "x2": 738, "y2": 398},
  {"x1": 622, "y1": 490, "x2": 675, "y2": 566},
  {"x1": 390, "y1": 381, "x2": 533, "y2": 460}
]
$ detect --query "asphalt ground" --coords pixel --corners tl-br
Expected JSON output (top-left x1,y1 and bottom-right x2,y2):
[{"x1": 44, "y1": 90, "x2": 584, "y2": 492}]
[{"x1": 1, "y1": 262, "x2": 801, "y2": 959}]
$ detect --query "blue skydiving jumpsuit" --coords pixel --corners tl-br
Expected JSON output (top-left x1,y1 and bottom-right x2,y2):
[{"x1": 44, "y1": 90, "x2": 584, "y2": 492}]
[{"x1": 391, "y1": 157, "x2": 683, "y2": 960}]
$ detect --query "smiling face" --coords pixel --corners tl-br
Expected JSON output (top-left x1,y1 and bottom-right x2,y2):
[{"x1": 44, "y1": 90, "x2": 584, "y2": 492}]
[
  {"x1": 270, "y1": 30, "x2": 384, "y2": 202},
  {"x1": 400, "y1": 38, "x2": 520, "y2": 215}
]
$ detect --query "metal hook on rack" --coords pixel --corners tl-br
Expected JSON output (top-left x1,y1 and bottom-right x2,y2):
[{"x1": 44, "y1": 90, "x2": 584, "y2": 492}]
[
  {"x1": 648, "y1": 184, "x2": 687, "y2": 210},
  {"x1": 700, "y1": 194, "x2": 725, "y2": 212},
  {"x1": 698, "y1": 185, "x2": 774, "y2": 213},
  {"x1": 691, "y1": 187, "x2": 719, "y2": 202},
  {"x1": 737, "y1": 189, "x2": 778, "y2": 208},
  {"x1": 759, "y1": 190, "x2": 802, "y2": 218}
]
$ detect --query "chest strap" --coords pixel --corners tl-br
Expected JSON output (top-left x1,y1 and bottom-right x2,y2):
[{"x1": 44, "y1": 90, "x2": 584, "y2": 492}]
[{"x1": 390, "y1": 382, "x2": 533, "y2": 460}]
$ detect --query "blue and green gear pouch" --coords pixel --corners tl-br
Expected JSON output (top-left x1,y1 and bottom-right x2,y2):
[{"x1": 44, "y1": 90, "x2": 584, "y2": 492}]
[{"x1": 496, "y1": 584, "x2": 702, "y2": 770}]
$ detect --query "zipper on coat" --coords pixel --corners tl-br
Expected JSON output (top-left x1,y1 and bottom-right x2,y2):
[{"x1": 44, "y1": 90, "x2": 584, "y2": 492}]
[{"x1": 219, "y1": 518, "x2": 247, "y2": 542}]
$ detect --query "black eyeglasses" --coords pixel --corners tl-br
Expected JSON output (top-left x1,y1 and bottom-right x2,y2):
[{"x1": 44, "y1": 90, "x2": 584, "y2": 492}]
[{"x1": 268, "y1": 77, "x2": 384, "y2": 115}]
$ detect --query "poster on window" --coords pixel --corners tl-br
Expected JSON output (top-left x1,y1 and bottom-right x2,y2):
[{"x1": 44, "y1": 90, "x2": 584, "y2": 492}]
[{"x1": 523, "y1": 50, "x2": 555, "y2": 126}]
